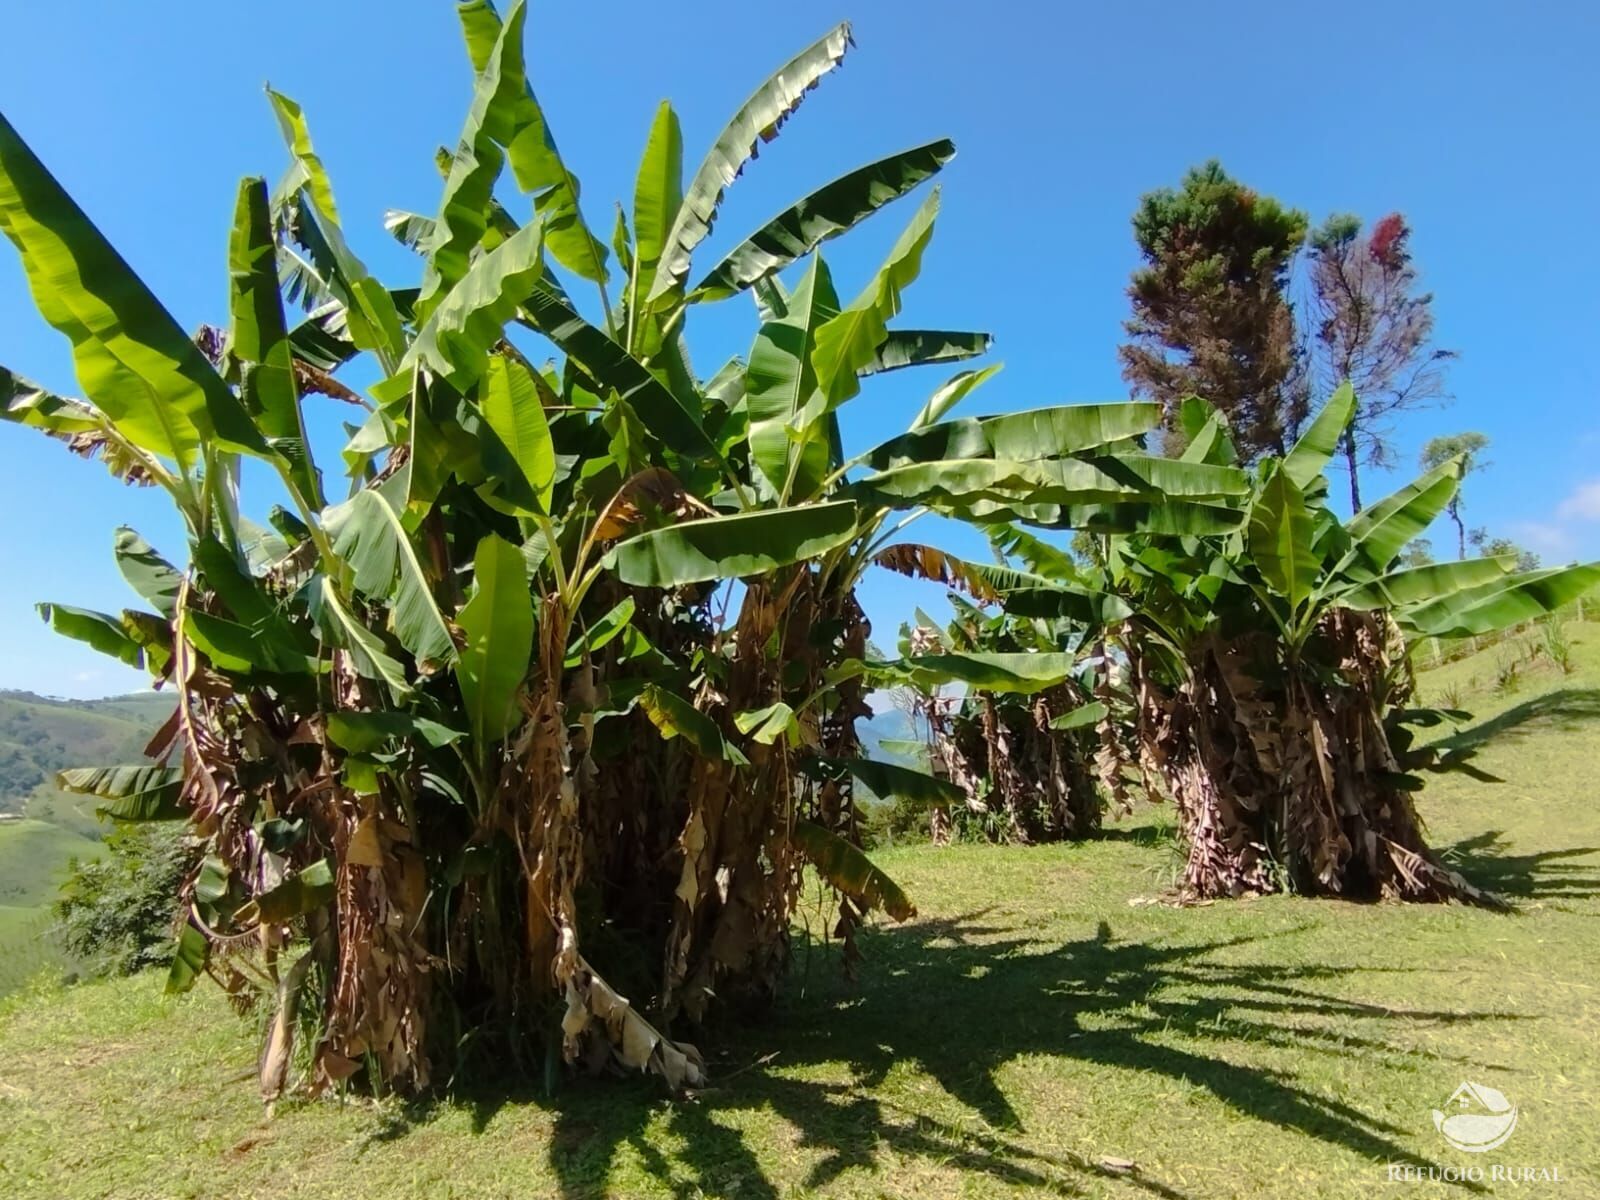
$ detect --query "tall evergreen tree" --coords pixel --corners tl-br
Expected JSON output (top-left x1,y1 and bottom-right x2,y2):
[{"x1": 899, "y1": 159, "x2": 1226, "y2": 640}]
[{"x1": 1119, "y1": 161, "x2": 1308, "y2": 459}]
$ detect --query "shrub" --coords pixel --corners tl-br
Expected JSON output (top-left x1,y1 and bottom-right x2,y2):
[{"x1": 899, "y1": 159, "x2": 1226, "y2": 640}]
[{"x1": 55, "y1": 823, "x2": 193, "y2": 976}]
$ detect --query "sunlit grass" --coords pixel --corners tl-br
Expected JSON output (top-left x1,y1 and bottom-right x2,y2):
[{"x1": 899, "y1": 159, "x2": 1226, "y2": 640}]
[{"x1": 1, "y1": 634, "x2": 1596, "y2": 1198}]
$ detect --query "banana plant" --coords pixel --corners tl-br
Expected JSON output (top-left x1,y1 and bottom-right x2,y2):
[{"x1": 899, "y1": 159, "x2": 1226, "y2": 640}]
[
  {"x1": 1, "y1": 2, "x2": 1242, "y2": 1099},
  {"x1": 987, "y1": 386, "x2": 1600, "y2": 904},
  {"x1": 891, "y1": 597, "x2": 1110, "y2": 845}
]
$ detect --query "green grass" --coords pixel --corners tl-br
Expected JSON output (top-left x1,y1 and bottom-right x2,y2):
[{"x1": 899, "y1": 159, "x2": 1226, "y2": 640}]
[
  {"x1": 0, "y1": 820, "x2": 103, "y2": 994},
  {"x1": 1, "y1": 638, "x2": 1596, "y2": 1198},
  {"x1": 0, "y1": 819, "x2": 103, "y2": 907}
]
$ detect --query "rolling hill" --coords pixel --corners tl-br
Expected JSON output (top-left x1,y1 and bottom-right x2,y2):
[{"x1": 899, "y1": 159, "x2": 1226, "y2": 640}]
[{"x1": 0, "y1": 689, "x2": 174, "y2": 836}]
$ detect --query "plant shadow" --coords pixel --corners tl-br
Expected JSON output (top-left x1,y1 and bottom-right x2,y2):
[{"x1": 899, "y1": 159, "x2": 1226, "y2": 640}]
[
  {"x1": 419, "y1": 908, "x2": 1517, "y2": 1198},
  {"x1": 1436, "y1": 687, "x2": 1600, "y2": 754},
  {"x1": 1440, "y1": 829, "x2": 1600, "y2": 902}
]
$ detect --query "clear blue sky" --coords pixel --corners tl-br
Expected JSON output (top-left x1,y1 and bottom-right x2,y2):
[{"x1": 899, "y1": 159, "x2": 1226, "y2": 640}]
[{"x1": 3, "y1": 0, "x2": 1597, "y2": 698}]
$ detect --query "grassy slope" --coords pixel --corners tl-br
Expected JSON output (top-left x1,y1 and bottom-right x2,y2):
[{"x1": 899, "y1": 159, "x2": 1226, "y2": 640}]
[
  {"x1": 0, "y1": 692, "x2": 167, "y2": 995},
  {"x1": 0, "y1": 820, "x2": 105, "y2": 995},
  {"x1": 1, "y1": 635, "x2": 1597, "y2": 1198},
  {"x1": 0, "y1": 819, "x2": 102, "y2": 906}
]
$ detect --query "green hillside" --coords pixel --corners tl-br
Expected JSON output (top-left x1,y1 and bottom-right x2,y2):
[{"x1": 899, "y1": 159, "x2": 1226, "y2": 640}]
[
  {"x1": 0, "y1": 691, "x2": 171, "y2": 996},
  {"x1": 0, "y1": 819, "x2": 103, "y2": 906},
  {"x1": 0, "y1": 689, "x2": 173, "y2": 835}
]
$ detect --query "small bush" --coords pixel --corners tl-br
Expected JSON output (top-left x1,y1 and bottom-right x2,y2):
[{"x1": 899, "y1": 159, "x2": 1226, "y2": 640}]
[
  {"x1": 859, "y1": 794, "x2": 934, "y2": 849},
  {"x1": 1543, "y1": 618, "x2": 1576, "y2": 675},
  {"x1": 55, "y1": 822, "x2": 193, "y2": 976}
]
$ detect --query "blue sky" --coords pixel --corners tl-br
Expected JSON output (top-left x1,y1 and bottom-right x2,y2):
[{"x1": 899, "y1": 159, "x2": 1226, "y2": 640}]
[{"x1": 2, "y1": 0, "x2": 1597, "y2": 698}]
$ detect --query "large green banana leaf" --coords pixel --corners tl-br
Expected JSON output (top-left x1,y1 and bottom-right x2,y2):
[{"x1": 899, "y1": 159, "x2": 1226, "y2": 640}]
[
  {"x1": 986, "y1": 523, "x2": 1080, "y2": 582},
  {"x1": 416, "y1": 0, "x2": 530, "y2": 310},
  {"x1": 1343, "y1": 455, "x2": 1462, "y2": 572},
  {"x1": 949, "y1": 496, "x2": 1244, "y2": 536},
  {"x1": 229, "y1": 178, "x2": 321, "y2": 505},
  {"x1": 0, "y1": 114, "x2": 267, "y2": 466},
  {"x1": 905, "y1": 365, "x2": 1002, "y2": 432},
  {"x1": 1247, "y1": 470, "x2": 1318, "y2": 614},
  {"x1": 608, "y1": 501, "x2": 860, "y2": 587},
  {"x1": 648, "y1": 22, "x2": 853, "y2": 303},
  {"x1": 808, "y1": 188, "x2": 939, "y2": 414},
  {"x1": 267, "y1": 89, "x2": 340, "y2": 222},
  {"x1": 630, "y1": 101, "x2": 683, "y2": 321},
  {"x1": 405, "y1": 221, "x2": 546, "y2": 394},
  {"x1": 744, "y1": 257, "x2": 837, "y2": 498},
  {"x1": 453, "y1": 0, "x2": 609, "y2": 289},
  {"x1": 867, "y1": 331, "x2": 993, "y2": 380},
  {"x1": 479, "y1": 354, "x2": 555, "y2": 514},
  {"x1": 874, "y1": 651, "x2": 1080, "y2": 694},
  {"x1": 520, "y1": 285, "x2": 711, "y2": 456},
  {"x1": 1177, "y1": 396, "x2": 1240, "y2": 467},
  {"x1": 302, "y1": 579, "x2": 409, "y2": 700},
  {"x1": 280, "y1": 191, "x2": 407, "y2": 371},
  {"x1": 0, "y1": 366, "x2": 99, "y2": 434},
  {"x1": 185, "y1": 610, "x2": 320, "y2": 676},
  {"x1": 1337, "y1": 556, "x2": 1515, "y2": 611},
  {"x1": 639, "y1": 685, "x2": 748, "y2": 766},
  {"x1": 837, "y1": 758, "x2": 963, "y2": 809},
  {"x1": 1406, "y1": 564, "x2": 1600, "y2": 638},
  {"x1": 113, "y1": 527, "x2": 181, "y2": 618},
  {"x1": 1282, "y1": 382, "x2": 1355, "y2": 490},
  {"x1": 999, "y1": 586, "x2": 1134, "y2": 625},
  {"x1": 36, "y1": 603, "x2": 145, "y2": 668},
  {"x1": 855, "y1": 454, "x2": 1247, "y2": 509},
  {"x1": 57, "y1": 765, "x2": 184, "y2": 822},
  {"x1": 305, "y1": 577, "x2": 412, "y2": 700},
  {"x1": 866, "y1": 402, "x2": 1162, "y2": 469},
  {"x1": 327, "y1": 490, "x2": 456, "y2": 668},
  {"x1": 456, "y1": 533, "x2": 534, "y2": 746},
  {"x1": 692, "y1": 140, "x2": 955, "y2": 303}
]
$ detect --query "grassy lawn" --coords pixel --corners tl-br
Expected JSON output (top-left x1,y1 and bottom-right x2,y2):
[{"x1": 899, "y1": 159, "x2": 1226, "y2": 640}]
[{"x1": 1, "y1": 629, "x2": 1596, "y2": 1198}]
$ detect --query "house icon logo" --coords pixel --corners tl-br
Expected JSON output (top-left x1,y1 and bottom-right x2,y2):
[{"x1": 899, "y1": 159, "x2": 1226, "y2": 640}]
[{"x1": 1432, "y1": 1081, "x2": 1518, "y2": 1153}]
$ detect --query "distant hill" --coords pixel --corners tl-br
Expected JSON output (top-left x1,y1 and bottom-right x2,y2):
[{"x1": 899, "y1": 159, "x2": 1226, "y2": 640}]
[
  {"x1": 858, "y1": 699, "x2": 918, "y2": 764},
  {"x1": 0, "y1": 690, "x2": 174, "y2": 837}
]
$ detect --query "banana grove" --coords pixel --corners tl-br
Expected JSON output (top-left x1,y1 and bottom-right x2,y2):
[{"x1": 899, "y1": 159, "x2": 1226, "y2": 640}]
[{"x1": 0, "y1": 6, "x2": 1243, "y2": 1098}]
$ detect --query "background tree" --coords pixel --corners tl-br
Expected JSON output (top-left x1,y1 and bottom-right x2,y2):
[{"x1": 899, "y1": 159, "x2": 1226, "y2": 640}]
[
  {"x1": 1469, "y1": 530, "x2": 1540, "y2": 572},
  {"x1": 1119, "y1": 161, "x2": 1308, "y2": 459},
  {"x1": 1421, "y1": 432, "x2": 1490, "y2": 556},
  {"x1": 1308, "y1": 213, "x2": 1457, "y2": 508},
  {"x1": 1401, "y1": 538, "x2": 1435, "y2": 567}
]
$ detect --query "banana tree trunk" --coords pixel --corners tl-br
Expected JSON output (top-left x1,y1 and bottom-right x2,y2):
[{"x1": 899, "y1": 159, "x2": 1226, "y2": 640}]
[{"x1": 1132, "y1": 612, "x2": 1493, "y2": 905}]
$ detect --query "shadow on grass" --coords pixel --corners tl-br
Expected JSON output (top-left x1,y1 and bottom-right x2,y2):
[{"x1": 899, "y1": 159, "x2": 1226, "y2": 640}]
[
  {"x1": 396, "y1": 910, "x2": 1517, "y2": 1198},
  {"x1": 1437, "y1": 687, "x2": 1600, "y2": 754},
  {"x1": 1441, "y1": 830, "x2": 1600, "y2": 901}
]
